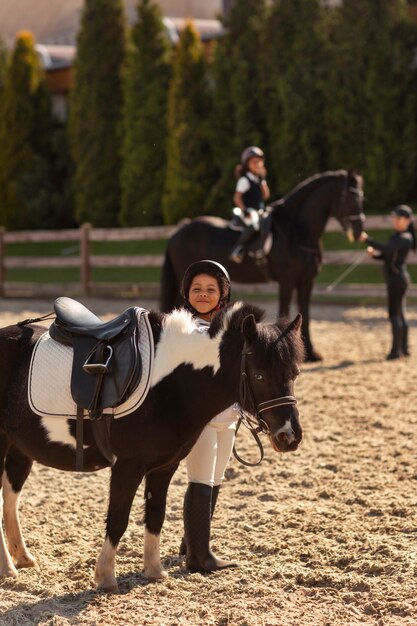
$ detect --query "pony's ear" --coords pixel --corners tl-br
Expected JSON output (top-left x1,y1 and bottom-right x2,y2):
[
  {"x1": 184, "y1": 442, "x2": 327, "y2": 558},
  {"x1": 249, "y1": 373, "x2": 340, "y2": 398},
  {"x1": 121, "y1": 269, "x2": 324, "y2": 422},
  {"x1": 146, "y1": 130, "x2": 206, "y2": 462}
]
[
  {"x1": 286, "y1": 313, "x2": 302, "y2": 335},
  {"x1": 241, "y1": 314, "x2": 257, "y2": 341}
]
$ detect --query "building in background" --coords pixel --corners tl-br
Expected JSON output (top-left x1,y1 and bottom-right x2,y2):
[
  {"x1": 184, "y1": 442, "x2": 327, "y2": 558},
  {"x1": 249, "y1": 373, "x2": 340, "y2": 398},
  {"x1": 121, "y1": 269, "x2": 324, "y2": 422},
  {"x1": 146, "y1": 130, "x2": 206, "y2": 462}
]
[{"x1": 0, "y1": 0, "x2": 231, "y2": 120}]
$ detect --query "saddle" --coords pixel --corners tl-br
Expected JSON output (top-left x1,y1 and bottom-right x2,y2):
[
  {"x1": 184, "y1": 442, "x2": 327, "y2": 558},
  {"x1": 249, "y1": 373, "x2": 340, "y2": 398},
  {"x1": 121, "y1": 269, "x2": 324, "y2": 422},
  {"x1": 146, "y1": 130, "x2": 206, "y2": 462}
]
[{"x1": 49, "y1": 297, "x2": 142, "y2": 420}]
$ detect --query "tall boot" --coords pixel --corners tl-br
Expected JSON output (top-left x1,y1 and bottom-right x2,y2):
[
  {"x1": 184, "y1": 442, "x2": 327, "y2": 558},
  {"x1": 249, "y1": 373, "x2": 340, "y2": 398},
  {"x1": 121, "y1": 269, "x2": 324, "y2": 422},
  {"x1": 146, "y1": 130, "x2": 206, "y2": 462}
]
[
  {"x1": 229, "y1": 226, "x2": 256, "y2": 264},
  {"x1": 386, "y1": 319, "x2": 402, "y2": 360},
  {"x1": 183, "y1": 482, "x2": 236, "y2": 572},
  {"x1": 402, "y1": 325, "x2": 410, "y2": 356},
  {"x1": 179, "y1": 484, "x2": 221, "y2": 556}
]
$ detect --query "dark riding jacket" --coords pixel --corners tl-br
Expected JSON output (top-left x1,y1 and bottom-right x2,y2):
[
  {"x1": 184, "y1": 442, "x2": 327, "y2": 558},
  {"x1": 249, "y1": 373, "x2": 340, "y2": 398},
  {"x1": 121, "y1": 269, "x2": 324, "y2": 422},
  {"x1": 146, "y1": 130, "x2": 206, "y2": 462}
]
[{"x1": 366, "y1": 231, "x2": 413, "y2": 280}]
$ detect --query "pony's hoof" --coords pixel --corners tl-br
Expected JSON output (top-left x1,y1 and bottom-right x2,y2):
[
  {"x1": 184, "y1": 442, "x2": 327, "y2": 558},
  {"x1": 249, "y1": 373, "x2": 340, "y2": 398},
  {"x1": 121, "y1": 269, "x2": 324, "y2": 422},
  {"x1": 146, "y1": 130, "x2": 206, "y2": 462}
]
[
  {"x1": 144, "y1": 567, "x2": 168, "y2": 581},
  {"x1": 15, "y1": 552, "x2": 37, "y2": 569},
  {"x1": 95, "y1": 571, "x2": 119, "y2": 593},
  {"x1": 0, "y1": 562, "x2": 19, "y2": 579},
  {"x1": 305, "y1": 351, "x2": 323, "y2": 362}
]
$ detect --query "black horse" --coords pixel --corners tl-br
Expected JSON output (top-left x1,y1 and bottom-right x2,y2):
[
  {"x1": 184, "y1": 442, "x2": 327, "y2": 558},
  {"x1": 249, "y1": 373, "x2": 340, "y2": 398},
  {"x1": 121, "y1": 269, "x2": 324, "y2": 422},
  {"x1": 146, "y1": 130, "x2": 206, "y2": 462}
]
[
  {"x1": 160, "y1": 169, "x2": 365, "y2": 361},
  {"x1": 0, "y1": 301, "x2": 304, "y2": 592}
]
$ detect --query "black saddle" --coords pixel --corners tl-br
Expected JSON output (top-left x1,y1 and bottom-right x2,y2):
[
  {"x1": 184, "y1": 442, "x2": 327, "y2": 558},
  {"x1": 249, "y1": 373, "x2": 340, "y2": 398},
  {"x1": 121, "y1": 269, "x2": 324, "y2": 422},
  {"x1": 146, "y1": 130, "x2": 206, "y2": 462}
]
[{"x1": 50, "y1": 297, "x2": 142, "y2": 419}]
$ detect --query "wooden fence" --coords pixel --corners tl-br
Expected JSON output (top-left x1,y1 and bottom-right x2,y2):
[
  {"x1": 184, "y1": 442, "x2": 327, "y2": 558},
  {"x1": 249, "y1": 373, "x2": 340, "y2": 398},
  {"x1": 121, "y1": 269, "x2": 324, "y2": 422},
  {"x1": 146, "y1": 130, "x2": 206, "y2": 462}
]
[{"x1": 0, "y1": 216, "x2": 415, "y2": 299}]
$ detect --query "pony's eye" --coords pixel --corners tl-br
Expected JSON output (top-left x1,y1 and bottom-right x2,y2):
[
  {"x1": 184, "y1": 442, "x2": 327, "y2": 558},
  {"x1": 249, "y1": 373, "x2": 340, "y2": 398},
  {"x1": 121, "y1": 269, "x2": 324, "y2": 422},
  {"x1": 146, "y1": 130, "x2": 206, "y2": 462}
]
[{"x1": 254, "y1": 373, "x2": 263, "y2": 381}]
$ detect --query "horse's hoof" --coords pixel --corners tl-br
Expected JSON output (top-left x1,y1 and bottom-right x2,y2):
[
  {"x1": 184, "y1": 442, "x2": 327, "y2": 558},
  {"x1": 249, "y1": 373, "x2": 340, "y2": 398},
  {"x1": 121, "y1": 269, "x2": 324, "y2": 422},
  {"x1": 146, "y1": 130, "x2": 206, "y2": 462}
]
[
  {"x1": 305, "y1": 352, "x2": 323, "y2": 362},
  {"x1": 144, "y1": 568, "x2": 168, "y2": 581},
  {"x1": 0, "y1": 562, "x2": 19, "y2": 579},
  {"x1": 98, "y1": 583, "x2": 120, "y2": 594},
  {"x1": 15, "y1": 552, "x2": 37, "y2": 569}
]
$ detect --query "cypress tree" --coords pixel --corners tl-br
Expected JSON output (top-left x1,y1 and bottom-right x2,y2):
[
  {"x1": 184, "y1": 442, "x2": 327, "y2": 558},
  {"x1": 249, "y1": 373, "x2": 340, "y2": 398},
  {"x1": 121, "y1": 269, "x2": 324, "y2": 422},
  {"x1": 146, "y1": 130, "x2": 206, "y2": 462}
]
[
  {"x1": 120, "y1": 0, "x2": 171, "y2": 226},
  {"x1": 260, "y1": 0, "x2": 327, "y2": 196},
  {"x1": 0, "y1": 31, "x2": 53, "y2": 229},
  {"x1": 68, "y1": 0, "x2": 126, "y2": 226},
  {"x1": 323, "y1": 0, "x2": 417, "y2": 210},
  {"x1": 207, "y1": 0, "x2": 267, "y2": 213},
  {"x1": 162, "y1": 22, "x2": 212, "y2": 224}
]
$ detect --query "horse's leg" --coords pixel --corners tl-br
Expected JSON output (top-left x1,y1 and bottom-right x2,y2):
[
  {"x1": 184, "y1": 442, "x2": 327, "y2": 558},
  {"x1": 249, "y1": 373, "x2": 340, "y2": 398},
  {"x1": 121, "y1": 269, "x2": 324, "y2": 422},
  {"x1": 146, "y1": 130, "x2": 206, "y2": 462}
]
[
  {"x1": 0, "y1": 437, "x2": 18, "y2": 578},
  {"x1": 3, "y1": 445, "x2": 36, "y2": 569},
  {"x1": 142, "y1": 463, "x2": 179, "y2": 580},
  {"x1": 297, "y1": 279, "x2": 322, "y2": 362},
  {"x1": 95, "y1": 458, "x2": 145, "y2": 593},
  {"x1": 279, "y1": 280, "x2": 293, "y2": 318}
]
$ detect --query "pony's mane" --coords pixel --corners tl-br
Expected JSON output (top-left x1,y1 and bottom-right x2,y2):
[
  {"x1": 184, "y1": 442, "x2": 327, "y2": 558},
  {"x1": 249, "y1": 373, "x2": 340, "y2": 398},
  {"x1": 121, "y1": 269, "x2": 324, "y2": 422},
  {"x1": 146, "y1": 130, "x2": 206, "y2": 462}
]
[{"x1": 208, "y1": 301, "x2": 265, "y2": 337}]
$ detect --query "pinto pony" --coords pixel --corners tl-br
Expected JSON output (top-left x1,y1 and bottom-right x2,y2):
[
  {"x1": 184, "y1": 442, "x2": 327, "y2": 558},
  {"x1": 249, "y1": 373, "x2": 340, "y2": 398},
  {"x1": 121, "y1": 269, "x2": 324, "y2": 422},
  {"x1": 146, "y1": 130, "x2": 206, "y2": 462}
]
[{"x1": 0, "y1": 302, "x2": 304, "y2": 592}]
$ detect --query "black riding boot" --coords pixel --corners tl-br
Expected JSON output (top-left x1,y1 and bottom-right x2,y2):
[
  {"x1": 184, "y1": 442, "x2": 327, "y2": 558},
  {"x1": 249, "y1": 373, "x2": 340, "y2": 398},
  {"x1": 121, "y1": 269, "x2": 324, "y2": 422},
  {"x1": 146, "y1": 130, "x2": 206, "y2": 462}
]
[
  {"x1": 229, "y1": 226, "x2": 256, "y2": 264},
  {"x1": 179, "y1": 484, "x2": 220, "y2": 556},
  {"x1": 402, "y1": 325, "x2": 410, "y2": 356},
  {"x1": 183, "y1": 482, "x2": 236, "y2": 572},
  {"x1": 386, "y1": 320, "x2": 402, "y2": 360}
]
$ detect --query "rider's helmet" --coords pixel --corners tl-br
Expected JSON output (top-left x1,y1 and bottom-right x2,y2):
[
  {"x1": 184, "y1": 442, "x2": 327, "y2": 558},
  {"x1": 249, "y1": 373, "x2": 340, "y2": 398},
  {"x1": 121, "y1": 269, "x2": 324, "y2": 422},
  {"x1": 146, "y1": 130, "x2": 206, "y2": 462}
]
[
  {"x1": 241, "y1": 146, "x2": 265, "y2": 166},
  {"x1": 392, "y1": 204, "x2": 413, "y2": 219},
  {"x1": 181, "y1": 259, "x2": 231, "y2": 315}
]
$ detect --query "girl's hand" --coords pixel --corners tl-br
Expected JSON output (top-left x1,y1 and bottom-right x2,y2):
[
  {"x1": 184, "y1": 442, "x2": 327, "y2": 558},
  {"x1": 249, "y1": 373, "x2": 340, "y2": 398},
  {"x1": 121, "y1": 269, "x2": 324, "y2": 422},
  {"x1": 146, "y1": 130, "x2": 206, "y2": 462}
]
[
  {"x1": 359, "y1": 231, "x2": 368, "y2": 243},
  {"x1": 366, "y1": 246, "x2": 375, "y2": 257}
]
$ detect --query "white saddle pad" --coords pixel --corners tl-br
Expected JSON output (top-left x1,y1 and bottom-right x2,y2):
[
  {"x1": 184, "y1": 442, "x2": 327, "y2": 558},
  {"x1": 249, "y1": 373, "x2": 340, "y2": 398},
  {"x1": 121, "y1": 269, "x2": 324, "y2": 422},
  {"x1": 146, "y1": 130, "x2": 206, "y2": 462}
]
[{"x1": 28, "y1": 308, "x2": 154, "y2": 420}]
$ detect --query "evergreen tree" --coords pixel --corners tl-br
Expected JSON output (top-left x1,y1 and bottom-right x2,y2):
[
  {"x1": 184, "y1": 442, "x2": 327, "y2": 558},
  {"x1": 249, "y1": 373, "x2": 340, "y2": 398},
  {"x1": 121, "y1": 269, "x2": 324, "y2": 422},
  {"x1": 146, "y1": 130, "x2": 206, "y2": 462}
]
[
  {"x1": 162, "y1": 22, "x2": 212, "y2": 224},
  {"x1": 0, "y1": 31, "x2": 53, "y2": 229},
  {"x1": 68, "y1": 0, "x2": 126, "y2": 226},
  {"x1": 120, "y1": 0, "x2": 171, "y2": 226},
  {"x1": 323, "y1": 0, "x2": 417, "y2": 210},
  {"x1": 260, "y1": 0, "x2": 327, "y2": 196},
  {"x1": 207, "y1": 0, "x2": 267, "y2": 213}
]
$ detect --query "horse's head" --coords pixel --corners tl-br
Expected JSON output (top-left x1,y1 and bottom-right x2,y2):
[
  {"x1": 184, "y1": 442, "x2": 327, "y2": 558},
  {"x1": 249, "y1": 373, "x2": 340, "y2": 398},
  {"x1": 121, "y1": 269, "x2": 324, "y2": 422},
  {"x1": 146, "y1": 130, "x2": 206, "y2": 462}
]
[
  {"x1": 239, "y1": 312, "x2": 304, "y2": 453},
  {"x1": 335, "y1": 170, "x2": 365, "y2": 242}
]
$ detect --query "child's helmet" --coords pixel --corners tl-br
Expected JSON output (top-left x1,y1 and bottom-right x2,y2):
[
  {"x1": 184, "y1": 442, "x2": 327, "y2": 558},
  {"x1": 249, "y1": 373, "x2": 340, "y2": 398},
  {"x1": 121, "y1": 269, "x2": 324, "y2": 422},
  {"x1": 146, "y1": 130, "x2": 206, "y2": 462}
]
[
  {"x1": 241, "y1": 146, "x2": 265, "y2": 165},
  {"x1": 181, "y1": 260, "x2": 231, "y2": 313}
]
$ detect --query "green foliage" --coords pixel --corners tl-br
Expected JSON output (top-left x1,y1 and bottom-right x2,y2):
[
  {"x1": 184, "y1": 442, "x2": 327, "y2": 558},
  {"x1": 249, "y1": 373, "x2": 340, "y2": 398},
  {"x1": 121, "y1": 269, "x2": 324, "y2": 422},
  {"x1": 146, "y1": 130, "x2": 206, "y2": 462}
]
[
  {"x1": 0, "y1": 31, "x2": 54, "y2": 229},
  {"x1": 261, "y1": 0, "x2": 327, "y2": 196},
  {"x1": 120, "y1": 0, "x2": 171, "y2": 226},
  {"x1": 162, "y1": 23, "x2": 213, "y2": 224},
  {"x1": 68, "y1": 0, "x2": 126, "y2": 226},
  {"x1": 207, "y1": 0, "x2": 267, "y2": 213},
  {"x1": 323, "y1": 0, "x2": 417, "y2": 211}
]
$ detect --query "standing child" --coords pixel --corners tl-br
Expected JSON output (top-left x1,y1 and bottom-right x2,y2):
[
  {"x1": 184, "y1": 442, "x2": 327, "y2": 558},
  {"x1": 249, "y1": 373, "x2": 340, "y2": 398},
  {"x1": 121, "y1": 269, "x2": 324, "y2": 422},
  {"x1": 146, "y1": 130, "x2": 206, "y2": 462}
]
[
  {"x1": 179, "y1": 260, "x2": 239, "y2": 572},
  {"x1": 229, "y1": 146, "x2": 270, "y2": 263},
  {"x1": 360, "y1": 205, "x2": 416, "y2": 359}
]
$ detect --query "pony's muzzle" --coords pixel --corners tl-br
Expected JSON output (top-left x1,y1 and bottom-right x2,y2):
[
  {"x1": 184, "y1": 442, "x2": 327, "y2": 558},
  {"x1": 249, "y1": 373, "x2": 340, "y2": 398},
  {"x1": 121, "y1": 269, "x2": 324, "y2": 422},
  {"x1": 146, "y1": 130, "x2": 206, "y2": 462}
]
[{"x1": 272, "y1": 417, "x2": 302, "y2": 452}]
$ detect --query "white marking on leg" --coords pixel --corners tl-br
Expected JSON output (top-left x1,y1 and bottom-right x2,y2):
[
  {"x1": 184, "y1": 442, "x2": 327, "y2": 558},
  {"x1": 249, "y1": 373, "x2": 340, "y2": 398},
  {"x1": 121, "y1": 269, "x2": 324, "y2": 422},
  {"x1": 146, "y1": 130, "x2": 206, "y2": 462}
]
[
  {"x1": 276, "y1": 419, "x2": 295, "y2": 444},
  {"x1": 95, "y1": 537, "x2": 118, "y2": 593},
  {"x1": 0, "y1": 486, "x2": 18, "y2": 578},
  {"x1": 3, "y1": 473, "x2": 36, "y2": 569},
  {"x1": 143, "y1": 529, "x2": 167, "y2": 580}
]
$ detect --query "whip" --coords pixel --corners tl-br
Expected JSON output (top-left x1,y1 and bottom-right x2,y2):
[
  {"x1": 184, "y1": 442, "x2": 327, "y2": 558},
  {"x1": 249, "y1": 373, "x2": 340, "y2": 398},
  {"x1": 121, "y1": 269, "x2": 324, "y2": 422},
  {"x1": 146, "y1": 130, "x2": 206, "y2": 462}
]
[{"x1": 325, "y1": 252, "x2": 368, "y2": 293}]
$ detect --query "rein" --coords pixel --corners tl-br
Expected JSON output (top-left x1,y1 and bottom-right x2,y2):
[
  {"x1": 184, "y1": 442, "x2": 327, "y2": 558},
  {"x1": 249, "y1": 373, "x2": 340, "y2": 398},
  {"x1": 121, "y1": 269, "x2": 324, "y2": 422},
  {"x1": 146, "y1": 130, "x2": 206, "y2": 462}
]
[{"x1": 233, "y1": 344, "x2": 297, "y2": 467}]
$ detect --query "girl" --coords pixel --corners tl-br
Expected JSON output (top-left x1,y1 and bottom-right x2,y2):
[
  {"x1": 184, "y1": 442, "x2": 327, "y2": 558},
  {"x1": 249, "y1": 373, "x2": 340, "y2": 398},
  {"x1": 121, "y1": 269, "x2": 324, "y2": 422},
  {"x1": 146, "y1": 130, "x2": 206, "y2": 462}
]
[
  {"x1": 360, "y1": 205, "x2": 416, "y2": 359},
  {"x1": 179, "y1": 259, "x2": 239, "y2": 572},
  {"x1": 230, "y1": 146, "x2": 270, "y2": 263}
]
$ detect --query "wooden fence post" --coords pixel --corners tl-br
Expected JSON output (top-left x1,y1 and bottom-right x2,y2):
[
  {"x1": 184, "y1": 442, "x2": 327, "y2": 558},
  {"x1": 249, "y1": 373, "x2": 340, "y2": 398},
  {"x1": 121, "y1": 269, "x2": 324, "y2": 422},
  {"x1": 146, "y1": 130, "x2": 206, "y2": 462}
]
[
  {"x1": 0, "y1": 227, "x2": 5, "y2": 298},
  {"x1": 80, "y1": 223, "x2": 91, "y2": 297}
]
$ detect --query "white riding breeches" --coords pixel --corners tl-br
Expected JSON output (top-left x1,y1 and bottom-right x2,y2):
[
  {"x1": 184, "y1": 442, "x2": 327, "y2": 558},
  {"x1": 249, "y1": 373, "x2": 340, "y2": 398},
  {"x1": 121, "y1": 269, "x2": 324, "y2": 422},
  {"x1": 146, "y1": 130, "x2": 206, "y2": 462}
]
[{"x1": 186, "y1": 415, "x2": 237, "y2": 487}]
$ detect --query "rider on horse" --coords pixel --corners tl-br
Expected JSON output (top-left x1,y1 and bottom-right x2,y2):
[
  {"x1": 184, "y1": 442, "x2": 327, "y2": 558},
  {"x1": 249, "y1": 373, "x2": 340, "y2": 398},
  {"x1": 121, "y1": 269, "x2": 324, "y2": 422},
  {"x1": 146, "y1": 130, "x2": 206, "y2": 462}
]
[{"x1": 229, "y1": 146, "x2": 270, "y2": 264}]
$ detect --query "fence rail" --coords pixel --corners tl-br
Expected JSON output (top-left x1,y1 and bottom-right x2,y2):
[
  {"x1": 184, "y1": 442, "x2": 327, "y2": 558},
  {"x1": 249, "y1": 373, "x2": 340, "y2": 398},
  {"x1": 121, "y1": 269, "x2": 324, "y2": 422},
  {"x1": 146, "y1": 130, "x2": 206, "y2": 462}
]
[{"x1": 0, "y1": 216, "x2": 413, "y2": 299}]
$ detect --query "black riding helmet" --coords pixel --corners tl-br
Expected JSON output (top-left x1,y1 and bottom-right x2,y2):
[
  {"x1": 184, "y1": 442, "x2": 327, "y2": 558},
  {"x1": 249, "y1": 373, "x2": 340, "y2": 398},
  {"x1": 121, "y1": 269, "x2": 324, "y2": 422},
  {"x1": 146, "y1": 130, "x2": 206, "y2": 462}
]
[{"x1": 181, "y1": 260, "x2": 231, "y2": 316}]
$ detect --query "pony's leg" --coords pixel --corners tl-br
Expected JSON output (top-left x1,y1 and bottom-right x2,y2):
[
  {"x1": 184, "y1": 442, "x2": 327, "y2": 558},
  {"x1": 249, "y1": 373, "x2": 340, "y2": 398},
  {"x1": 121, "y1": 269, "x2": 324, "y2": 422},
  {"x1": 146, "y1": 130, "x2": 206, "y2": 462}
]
[
  {"x1": 0, "y1": 437, "x2": 18, "y2": 578},
  {"x1": 279, "y1": 281, "x2": 293, "y2": 318},
  {"x1": 3, "y1": 446, "x2": 36, "y2": 569},
  {"x1": 297, "y1": 279, "x2": 322, "y2": 362},
  {"x1": 95, "y1": 458, "x2": 145, "y2": 593},
  {"x1": 142, "y1": 463, "x2": 179, "y2": 580}
]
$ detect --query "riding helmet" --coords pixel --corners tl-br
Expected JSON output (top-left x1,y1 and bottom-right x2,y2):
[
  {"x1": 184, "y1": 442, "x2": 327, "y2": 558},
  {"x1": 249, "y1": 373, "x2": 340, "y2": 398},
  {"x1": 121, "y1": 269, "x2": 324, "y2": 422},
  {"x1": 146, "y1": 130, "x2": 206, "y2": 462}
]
[
  {"x1": 392, "y1": 205, "x2": 413, "y2": 219},
  {"x1": 241, "y1": 146, "x2": 264, "y2": 165},
  {"x1": 181, "y1": 260, "x2": 231, "y2": 312}
]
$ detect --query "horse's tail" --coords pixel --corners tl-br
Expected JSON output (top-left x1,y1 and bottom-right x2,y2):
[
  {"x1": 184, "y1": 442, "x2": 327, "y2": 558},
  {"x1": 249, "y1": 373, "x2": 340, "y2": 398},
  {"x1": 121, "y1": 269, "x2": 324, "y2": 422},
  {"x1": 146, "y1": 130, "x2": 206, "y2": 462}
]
[{"x1": 159, "y1": 249, "x2": 180, "y2": 312}]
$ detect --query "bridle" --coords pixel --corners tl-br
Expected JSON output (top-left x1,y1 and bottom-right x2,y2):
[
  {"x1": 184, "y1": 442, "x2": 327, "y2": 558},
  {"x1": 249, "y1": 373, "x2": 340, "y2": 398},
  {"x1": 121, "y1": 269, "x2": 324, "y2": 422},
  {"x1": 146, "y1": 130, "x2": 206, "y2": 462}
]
[
  {"x1": 339, "y1": 179, "x2": 365, "y2": 232},
  {"x1": 233, "y1": 343, "x2": 297, "y2": 467}
]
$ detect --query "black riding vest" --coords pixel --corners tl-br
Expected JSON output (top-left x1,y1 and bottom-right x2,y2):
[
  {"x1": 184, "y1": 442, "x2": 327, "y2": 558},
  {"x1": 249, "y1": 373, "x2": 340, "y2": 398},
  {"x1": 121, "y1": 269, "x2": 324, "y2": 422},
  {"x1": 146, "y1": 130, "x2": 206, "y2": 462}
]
[
  {"x1": 367, "y1": 231, "x2": 413, "y2": 278},
  {"x1": 242, "y1": 174, "x2": 264, "y2": 211}
]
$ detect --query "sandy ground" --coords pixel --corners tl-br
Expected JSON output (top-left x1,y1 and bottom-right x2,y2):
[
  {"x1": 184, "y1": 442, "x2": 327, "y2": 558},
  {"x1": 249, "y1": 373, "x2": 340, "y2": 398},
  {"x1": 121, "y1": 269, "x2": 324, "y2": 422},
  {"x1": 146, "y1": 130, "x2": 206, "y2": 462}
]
[{"x1": 0, "y1": 297, "x2": 416, "y2": 626}]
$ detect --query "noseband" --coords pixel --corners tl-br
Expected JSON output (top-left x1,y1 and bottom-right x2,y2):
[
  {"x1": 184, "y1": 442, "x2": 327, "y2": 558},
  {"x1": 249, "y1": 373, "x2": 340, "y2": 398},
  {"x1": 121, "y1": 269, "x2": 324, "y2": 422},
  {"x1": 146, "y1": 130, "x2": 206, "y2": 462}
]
[
  {"x1": 233, "y1": 344, "x2": 297, "y2": 467},
  {"x1": 339, "y1": 182, "x2": 365, "y2": 227}
]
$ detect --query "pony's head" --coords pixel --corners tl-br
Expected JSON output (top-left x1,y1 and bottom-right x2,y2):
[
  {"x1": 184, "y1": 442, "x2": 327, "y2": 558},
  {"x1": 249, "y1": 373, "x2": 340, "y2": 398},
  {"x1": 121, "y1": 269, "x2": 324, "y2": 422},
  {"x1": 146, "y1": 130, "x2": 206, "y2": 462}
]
[{"x1": 213, "y1": 303, "x2": 304, "y2": 453}]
